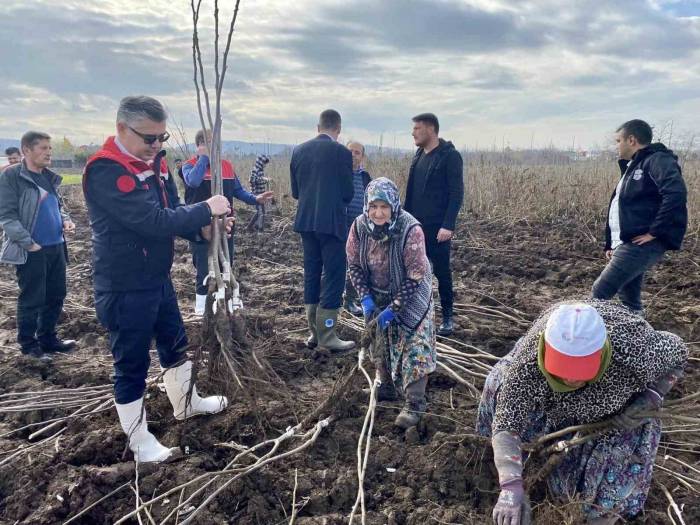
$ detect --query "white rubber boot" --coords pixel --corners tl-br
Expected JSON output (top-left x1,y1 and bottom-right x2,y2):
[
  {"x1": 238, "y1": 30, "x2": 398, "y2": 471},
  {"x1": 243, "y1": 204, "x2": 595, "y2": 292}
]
[
  {"x1": 194, "y1": 294, "x2": 207, "y2": 316},
  {"x1": 115, "y1": 397, "x2": 178, "y2": 463},
  {"x1": 163, "y1": 360, "x2": 228, "y2": 420}
]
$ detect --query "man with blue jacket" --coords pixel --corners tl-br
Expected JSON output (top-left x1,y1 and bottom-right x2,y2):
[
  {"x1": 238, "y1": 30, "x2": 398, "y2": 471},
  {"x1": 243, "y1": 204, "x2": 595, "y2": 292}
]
[
  {"x1": 182, "y1": 129, "x2": 273, "y2": 315},
  {"x1": 83, "y1": 96, "x2": 232, "y2": 463},
  {"x1": 291, "y1": 109, "x2": 355, "y2": 352},
  {"x1": 0, "y1": 131, "x2": 76, "y2": 359},
  {"x1": 592, "y1": 119, "x2": 687, "y2": 314}
]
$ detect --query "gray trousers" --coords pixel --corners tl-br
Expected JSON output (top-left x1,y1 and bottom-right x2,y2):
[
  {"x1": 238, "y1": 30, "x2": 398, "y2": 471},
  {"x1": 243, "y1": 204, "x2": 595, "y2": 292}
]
[{"x1": 592, "y1": 240, "x2": 666, "y2": 312}]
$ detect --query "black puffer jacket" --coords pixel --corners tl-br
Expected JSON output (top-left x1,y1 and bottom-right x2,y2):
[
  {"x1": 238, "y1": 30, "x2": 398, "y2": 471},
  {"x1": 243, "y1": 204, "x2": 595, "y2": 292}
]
[{"x1": 605, "y1": 143, "x2": 687, "y2": 250}]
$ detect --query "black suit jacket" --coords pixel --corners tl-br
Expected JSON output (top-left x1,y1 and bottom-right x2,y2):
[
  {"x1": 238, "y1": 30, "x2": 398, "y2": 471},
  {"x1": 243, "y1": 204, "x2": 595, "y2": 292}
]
[{"x1": 290, "y1": 134, "x2": 354, "y2": 240}]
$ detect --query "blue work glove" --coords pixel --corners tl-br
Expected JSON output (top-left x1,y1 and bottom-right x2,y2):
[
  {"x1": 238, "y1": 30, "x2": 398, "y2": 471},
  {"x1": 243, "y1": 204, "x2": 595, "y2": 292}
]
[
  {"x1": 612, "y1": 388, "x2": 662, "y2": 431},
  {"x1": 361, "y1": 295, "x2": 377, "y2": 323},
  {"x1": 377, "y1": 306, "x2": 395, "y2": 329}
]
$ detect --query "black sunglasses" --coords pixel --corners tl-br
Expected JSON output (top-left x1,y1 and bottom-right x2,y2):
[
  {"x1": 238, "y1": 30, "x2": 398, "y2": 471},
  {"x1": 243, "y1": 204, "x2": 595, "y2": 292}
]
[{"x1": 128, "y1": 126, "x2": 170, "y2": 145}]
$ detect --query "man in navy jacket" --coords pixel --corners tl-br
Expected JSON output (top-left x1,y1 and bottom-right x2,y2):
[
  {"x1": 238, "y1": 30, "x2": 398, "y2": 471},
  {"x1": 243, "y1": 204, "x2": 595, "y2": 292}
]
[
  {"x1": 83, "y1": 96, "x2": 232, "y2": 463},
  {"x1": 291, "y1": 109, "x2": 355, "y2": 352},
  {"x1": 592, "y1": 119, "x2": 687, "y2": 314}
]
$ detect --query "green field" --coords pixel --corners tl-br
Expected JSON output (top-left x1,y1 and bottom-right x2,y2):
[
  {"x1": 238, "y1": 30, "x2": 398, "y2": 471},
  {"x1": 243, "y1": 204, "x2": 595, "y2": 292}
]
[{"x1": 61, "y1": 174, "x2": 82, "y2": 186}]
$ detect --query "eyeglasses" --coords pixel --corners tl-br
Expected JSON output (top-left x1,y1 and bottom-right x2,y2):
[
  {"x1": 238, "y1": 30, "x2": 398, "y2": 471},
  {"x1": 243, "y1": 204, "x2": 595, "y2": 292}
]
[{"x1": 128, "y1": 126, "x2": 170, "y2": 145}]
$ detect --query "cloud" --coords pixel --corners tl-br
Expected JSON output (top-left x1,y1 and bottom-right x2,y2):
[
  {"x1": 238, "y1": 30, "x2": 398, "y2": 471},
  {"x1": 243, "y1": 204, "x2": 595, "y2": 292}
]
[
  {"x1": 1, "y1": 0, "x2": 700, "y2": 148},
  {"x1": 271, "y1": 0, "x2": 547, "y2": 77}
]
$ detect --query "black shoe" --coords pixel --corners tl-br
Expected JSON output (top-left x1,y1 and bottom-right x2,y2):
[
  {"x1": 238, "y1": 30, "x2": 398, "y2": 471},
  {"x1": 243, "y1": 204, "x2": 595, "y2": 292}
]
[
  {"x1": 377, "y1": 382, "x2": 398, "y2": 401},
  {"x1": 20, "y1": 342, "x2": 52, "y2": 361},
  {"x1": 344, "y1": 300, "x2": 363, "y2": 317},
  {"x1": 39, "y1": 337, "x2": 77, "y2": 353},
  {"x1": 362, "y1": 382, "x2": 398, "y2": 401},
  {"x1": 437, "y1": 316, "x2": 454, "y2": 337}
]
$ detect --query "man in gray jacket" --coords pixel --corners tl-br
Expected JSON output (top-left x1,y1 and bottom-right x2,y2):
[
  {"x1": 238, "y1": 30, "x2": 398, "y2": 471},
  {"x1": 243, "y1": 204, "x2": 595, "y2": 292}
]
[{"x1": 0, "y1": 131, "x2": 76, "y2": 358}]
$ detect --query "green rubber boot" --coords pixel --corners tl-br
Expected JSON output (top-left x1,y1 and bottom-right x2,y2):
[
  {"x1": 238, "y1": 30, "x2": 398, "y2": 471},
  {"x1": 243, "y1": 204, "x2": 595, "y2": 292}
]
[
  {"x1": 316, "y1": 307, "x2": 356, "y2": 352},
  {"x1": 305, "y1": 304, "x2": 318, "y2": 349}
]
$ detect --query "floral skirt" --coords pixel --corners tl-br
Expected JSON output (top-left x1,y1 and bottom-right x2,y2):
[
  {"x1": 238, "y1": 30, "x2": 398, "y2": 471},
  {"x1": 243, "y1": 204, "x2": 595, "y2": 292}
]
[
  {"x1": 373, "y1": 294, "x2": 437, "y2": 390},
  {"x1": 476, "y1": 349, "x2": 661, "y2": 520}
]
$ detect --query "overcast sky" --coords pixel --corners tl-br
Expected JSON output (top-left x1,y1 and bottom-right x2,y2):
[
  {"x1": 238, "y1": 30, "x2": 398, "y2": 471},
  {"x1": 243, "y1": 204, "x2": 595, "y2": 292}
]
[{"x1": 1, "y1": 0, "x2": 699, "y2": 150}]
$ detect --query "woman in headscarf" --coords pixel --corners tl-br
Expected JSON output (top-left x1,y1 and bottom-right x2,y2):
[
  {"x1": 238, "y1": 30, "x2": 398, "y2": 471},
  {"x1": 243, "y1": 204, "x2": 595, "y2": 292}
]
[
  {"x1": 346, "y1": 177, "x2": 436, "y2": 429},
  {"x1": 477, "y1": 300, "x2": 687, "y2": 525}
]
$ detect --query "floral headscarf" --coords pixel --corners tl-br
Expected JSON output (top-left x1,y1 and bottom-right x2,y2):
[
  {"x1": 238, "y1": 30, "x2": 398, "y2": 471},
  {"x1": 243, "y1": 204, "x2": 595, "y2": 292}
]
[{"x1": 362, "y1": 177, "x2": 402, "y2": 241}]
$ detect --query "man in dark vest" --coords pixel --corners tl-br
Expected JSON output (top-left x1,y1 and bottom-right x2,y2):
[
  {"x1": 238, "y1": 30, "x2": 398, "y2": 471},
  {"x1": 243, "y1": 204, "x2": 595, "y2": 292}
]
[
  {"x1": 343, "y1": 140, "x2": 371, "y2": 316},
  {"x1": 291, "y1": 109, "x2": 355, "y2": 352},
  {"x1": 0, "y1": 131, "x2": 76, "y2": 359},
  {"x1": 593, "y1": 119, "x2": 687, "y2": 314},
  {"x1": 404, "y1": 113, "x2": 464, "y2": 336},
  {"x1": 83, "y1": 96, "x2": 232, "y2": 463}
]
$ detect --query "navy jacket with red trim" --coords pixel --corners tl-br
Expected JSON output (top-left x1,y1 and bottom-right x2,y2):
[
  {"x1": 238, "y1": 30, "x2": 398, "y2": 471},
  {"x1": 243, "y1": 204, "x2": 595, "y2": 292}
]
[{"x1": 83, "y1": 137, "x2": 212, "y2": 292}]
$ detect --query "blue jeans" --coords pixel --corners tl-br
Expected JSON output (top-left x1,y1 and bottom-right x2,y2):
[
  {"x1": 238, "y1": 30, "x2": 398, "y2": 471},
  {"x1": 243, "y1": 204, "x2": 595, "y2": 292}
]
[
  {"x1": 95, "y1": 281, "x2": 188, "y2": 404},
  {"x1": 592, "y1": 240, "x2": 666, "y2": 312}
]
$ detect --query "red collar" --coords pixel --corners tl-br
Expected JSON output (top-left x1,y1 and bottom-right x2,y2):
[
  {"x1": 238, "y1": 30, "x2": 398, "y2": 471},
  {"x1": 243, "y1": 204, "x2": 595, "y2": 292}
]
[
  {"x1": 86, "y1": 136, "x2": 168, "y2": 180},
  {"x1": 186, "y1": 156, "x2": 236, "y2": 180}
]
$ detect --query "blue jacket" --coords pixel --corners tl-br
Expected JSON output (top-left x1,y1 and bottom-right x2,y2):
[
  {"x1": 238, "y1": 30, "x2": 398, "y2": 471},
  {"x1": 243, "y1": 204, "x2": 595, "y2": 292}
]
[
  {"x1": 83, "y1": 144, "x2": 212, "y2": 292},
  {"x1": 181, "y1": 155, "x2": 258, "y2": 206},
  {"x1": 290, "y1": 134, "x2": 354, "y2": 241}
]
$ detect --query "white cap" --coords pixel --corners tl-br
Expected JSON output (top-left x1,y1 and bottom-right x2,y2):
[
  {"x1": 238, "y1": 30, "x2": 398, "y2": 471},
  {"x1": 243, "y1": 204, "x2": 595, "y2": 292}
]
[
  {"x1": 545, "y1": 303, "x2": 607, "y2": 356},
  {"x1": 544, "y1": 304, "x2": 607, "y2": 381}
]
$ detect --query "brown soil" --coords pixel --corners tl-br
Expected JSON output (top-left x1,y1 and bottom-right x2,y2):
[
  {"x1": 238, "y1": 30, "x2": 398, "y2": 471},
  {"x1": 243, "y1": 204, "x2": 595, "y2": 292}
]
[{"x1": 0, "y1": 187, "x2": 698, "y2": 524}]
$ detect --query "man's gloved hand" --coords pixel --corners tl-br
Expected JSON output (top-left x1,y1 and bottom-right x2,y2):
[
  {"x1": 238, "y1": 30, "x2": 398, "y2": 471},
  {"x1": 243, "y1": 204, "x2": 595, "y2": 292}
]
[
  {"x1": 361, "y1": 295, "x2": 377, "y2": 324},
  {"x1": 377, "y1": 306, "x2": 395, "y2": 329},
  {"x1": 612, "y1": 388, "x2": 662, "y2": 431},
  {"x1": 493, "y1": 481, "x2": 531, "y2": 525}
]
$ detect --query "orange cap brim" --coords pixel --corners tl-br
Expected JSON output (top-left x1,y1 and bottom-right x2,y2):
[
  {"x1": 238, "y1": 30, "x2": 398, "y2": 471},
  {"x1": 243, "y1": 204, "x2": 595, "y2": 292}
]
[{"x1": 544, "y1": 340, "x2": 603, "y2": 381}]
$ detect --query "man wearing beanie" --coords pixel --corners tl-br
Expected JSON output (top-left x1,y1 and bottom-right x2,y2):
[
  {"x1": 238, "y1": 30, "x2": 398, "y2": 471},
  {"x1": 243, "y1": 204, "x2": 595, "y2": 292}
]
[{"x1": 476, "y1": 300, "x2": 687, "y2": 524}]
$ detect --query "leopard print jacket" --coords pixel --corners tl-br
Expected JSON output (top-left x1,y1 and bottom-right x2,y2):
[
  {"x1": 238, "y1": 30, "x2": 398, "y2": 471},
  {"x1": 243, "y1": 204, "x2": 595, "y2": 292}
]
[{"x1": 493, "y1": 299, "x2": 688, "y2": 438}]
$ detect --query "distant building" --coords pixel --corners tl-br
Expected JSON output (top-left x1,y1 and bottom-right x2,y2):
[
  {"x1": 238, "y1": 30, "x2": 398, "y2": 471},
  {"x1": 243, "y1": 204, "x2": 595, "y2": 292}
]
[{"x1": 51, "y1": 158, "x2": 74, "y2": 169}]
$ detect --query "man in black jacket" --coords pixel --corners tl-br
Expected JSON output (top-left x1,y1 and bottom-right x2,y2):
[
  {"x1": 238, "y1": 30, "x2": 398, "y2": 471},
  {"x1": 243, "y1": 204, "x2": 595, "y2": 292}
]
[
  {"x1": 291, "y1": 109, "x2": 355, "y2": 352},
  {"x1": 404, "y1": 113, "x2": 464, "y2": 336},
  {"x1": 592, "y1": 119, "x2": 687, "y2": 314}
]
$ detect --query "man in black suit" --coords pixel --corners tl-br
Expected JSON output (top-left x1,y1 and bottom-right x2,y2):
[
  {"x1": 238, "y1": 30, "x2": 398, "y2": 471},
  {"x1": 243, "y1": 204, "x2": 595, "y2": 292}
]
[
  {"x1": 404, "y1": 113, "x2": 464, "y2": 336},
  {"x1": 291, "y1": 109, "x2": 355, "y2": 352}
]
